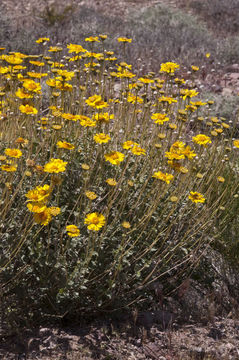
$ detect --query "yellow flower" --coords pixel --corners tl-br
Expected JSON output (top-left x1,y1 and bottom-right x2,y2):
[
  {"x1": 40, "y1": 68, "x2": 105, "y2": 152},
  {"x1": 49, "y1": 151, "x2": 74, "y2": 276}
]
[
  {"x1": 29, "y1": 60, "x2": 45, "y2": 66},
  {"x1": 106, "y1": 178, "x2": 117, "y2": 186},
  {"x1": 191, "y1": 65, "x2": 199, "y2": 71},
  {"x1": 192, "y1": 134, "x2": 212, "y2": 146},
  {"x1": 62, "y1": 113, "x2": 80, "y2": 121},
  {"x1": 127, "y1": 93, "x2": 143, "y2": 104},
  {"x1": 217, "y1": 176, "x2": 225, "y2": 183},
  {"x1": 66, "y1": 225, "x2": 80, "y2": 237},
  {"x1": 152, "y1": 171, "x2": 174, "y2": 184},
  {"x1": 25, "y1": 184, "x2": 51, "y2": 203},
  {"x1": 181, "y1": 89, "x2": 199, "y2": 100},
  {"x1": 19, "y1": 104, "x2": 38, "y2": 115},
  {"x1": 85, "y1": 191, "x2": 98, "y2": 200},
  {"x1": 36, "y1": 37, "x2": 50, "y2": 43},
  {"x1": 122, "y1": 140, "x2": 139, "y2": 150},
  {"x1": 84, "y1": 212, "x2": 105, "y2": 231},
  {"x1": 48, "y1": 46, "x2": 63, "y2": 52},
  {"x1": 188, "y1": 191, "x2": 205, "y2": 203},
  {"x1": 33, "y1": 208, "x2": 52, "y2": 226},
  {"x1": 117, "y1": 37, "x2": 132, "y2": 43},
  {"x1": 206, "y1": 53, "x2": 211, "y2": 58},
  {"x1": 160, "y1": 62, "x2": 179, "y2": 74},
  {"x1": 81, "y1": 163, "x2": 90, "y2": 170},
  {"x1": 1, "y1": 164, "x2": 17, "y2": 172},
  {"x1": 85, "y1": 36, "x2": 100, "y2": 42},
  {"x1": 15, "y1": 88, "x2": 33, "y2": 99},
  {"x1": 27, "y1": 202, "x2": 47, "y2": 213},
  {"x1": 67, "y1": 44, "x2": 86, "y2": 53},
  {"x1": 85, "y1": 95, "x2": 108, "y2": 109},
  {"x1": 151, "y1": 113, "x2": 169, "y2": 125},
  {"x1": 4, "y1": 148, "x2": 22, "y2": 158},
  {"x1": 56, "y1": 69, "x2": 75, "y2": 81},
  {"x1": 80, "y1": 118, "x2": 96, "y2": 127},
  {"x1": 105, "y1": 151, "x2": 125, "y2": 165},
  {"x1": 122, "y1": 221, "x2": 131, "y2": 229},
  {"x1": 23, "y1": 79, "x2": 41, "y2": 93},
  {"x1": 3, "y1": 55, "x2": 23, "y2": 65},
  {"x1": 158, "y1": 96, "x2": 177, "y2": 104},
  {"x1": 93, "y1": 112, "x2": 114, "y2": 123},
  {"x1": 170, "y1": 196, "x2": 178, "y2": 202},
  {"x1": 44, "y1": 158, "x2": 67, "y2": 173},
  {"x1": 94, "y1": 133, "x2": 111, "y2": 144},
  {"x1": 27, "y1": 72, "x2": 48, "y2": 79},
  {"x1": 131, "y1": 145, "x2": 146, "y2": 156},
  {"x1": 48, "y1": 207, "x2": 61, "y2": 216},
  {"x1": 233, "y1": 139, "x2": 239, "y2": 148},
  {"x1": 56, "y1": 141, "x2": 75, "y2": 150},
  {"x1": 138, "y1": 77, "x2": 154, "y2": 84},
  {"x1": 181, "y1": 146, "x2": 197, "y2": 160}
]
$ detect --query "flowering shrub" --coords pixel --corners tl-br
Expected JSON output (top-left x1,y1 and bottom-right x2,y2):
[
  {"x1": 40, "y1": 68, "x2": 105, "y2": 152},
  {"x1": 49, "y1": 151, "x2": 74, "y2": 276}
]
[{"x1": 0, "y1": 36, "x2": 238, "y2": 327}]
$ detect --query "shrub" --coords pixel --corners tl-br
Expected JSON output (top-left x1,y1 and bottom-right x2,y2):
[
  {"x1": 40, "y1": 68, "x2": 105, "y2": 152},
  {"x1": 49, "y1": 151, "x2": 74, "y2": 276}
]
[{"x1": 0, "y1": 35, "x2": 238, "y2": 330}]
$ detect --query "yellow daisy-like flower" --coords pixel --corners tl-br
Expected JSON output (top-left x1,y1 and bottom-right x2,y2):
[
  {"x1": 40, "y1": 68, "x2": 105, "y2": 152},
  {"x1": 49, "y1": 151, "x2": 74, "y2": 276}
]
[
  {"x1": 122, "y1": 221, "x2": 131, "y2": 229},
  {"x1": 23, "y1": 79, "x2": 41, "y2": 93},
  {"x1": 85, "y1": 191, "x2": 97, "y2": 200},
  {"x1": 138, "y1": 77, "x2": 154, "y2": 84},
  {"x1": 85, "y1": 95, "x2": 108, "y2": 109},
  {"x1": 25, "y1": 184, "x2": 51, "y2": 203},
  {"x1": 84, "y1": 212, "x2": 105, "y2": 231},
  {"x1": 67, "y1": 44, "x2": 86, "y2": 54},
  {"x1": 131, "y1": 145, "x2": 146, "y2": 156},
  {"x1": 217, "y1": 176, "x2": 225, "y2": 183},
  {"x1": 15, "y1": 88, "x2": 33, "y2": 99},
  {"x1": 192, "y1": 134, "x2": 212, "y2": 146},
  {"x1": 158, "y1": 96, "x2": 177, "y2": 104},
  {"x1": 151, "y1": 113, "x2": 169, "y2": 125},
  {"x1": 122, "y1": 140, "x2": 139, "y2": 150},
  {"x1": 117, "y1": 37, "x2": 132, "y2": 43},
  {"x1": 56, "y1": 141, "x2": 75, "y2": 150},
  {"x1": 29, "y1": 60, "x2": 45, "y2": 66},
  {"x1": 127, "y1": 93, "x2": 143, "y2": 104},
  {"x1": 81, "y1": 163, "x2": 90, "y2": 170},
  {"x1": 233, "y1": 139, "x2": 239, "y2": 148},
  {"x1": 48, "y1": 46, "x2": 63, "y2": 52},
  {"x1": 191, "y1": 65, "x2": 199, "y2": 71},
  {"x1": 152, "y1": 171, "x2": 174, "y2": 184},
  {"x1": 160, "y1": 62, "x2": 179, "y2": 74},
  {"x1": 104, "y1": 151, "x2": 125, "y2": 165},
  {"x1": 62, "y1": 113, "x2": 80, "y2": 121},
  {"x1": 1, "y1": 164, "x2": 17, "y2": 172},
  {"x1": 80, "y1": 118, "x2": 96, "y2": 127},
  {"x1": 85, "y1": 36, "x2": 100, "y2": 42},
  {"x1": 19, "y1": 104, "x2": 38, "y2": 115},
  {"x1": 4, "y1": 148, "x2": 22, "y2": 158},
  {"x1": 188, "y1": 191, "x2": 205, "y2": 203},
  {"x1": 27, "y1": 202, "x2": 47, "y2": 213},
  {"x1": 33, "y1": 208, "x2": 52, "y2": 226},
  {"x1": 48, "y1": 207, "x2": 61, "y2": 216},
  {"x1": 66, "y1": 225, "x2": 80, "y2": 237},
  {"x1": 93, "y1": 112, "x2": 114, "y2": 123},
  {"x1": 180, "y1": 89, "x2": 199, "y2": 100},
  {"x1": 94, "y1": 133, "x2": 111, "y2": 144},
  {"x1": 44, "y1": 158, "x2": 67, "y2": 173},
  {"x1": 106, "y1": 178, "x2": 117, "y2": 186},
  {"x1": 36, "y1": 37, "x2": 50, "y2": 43}
]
